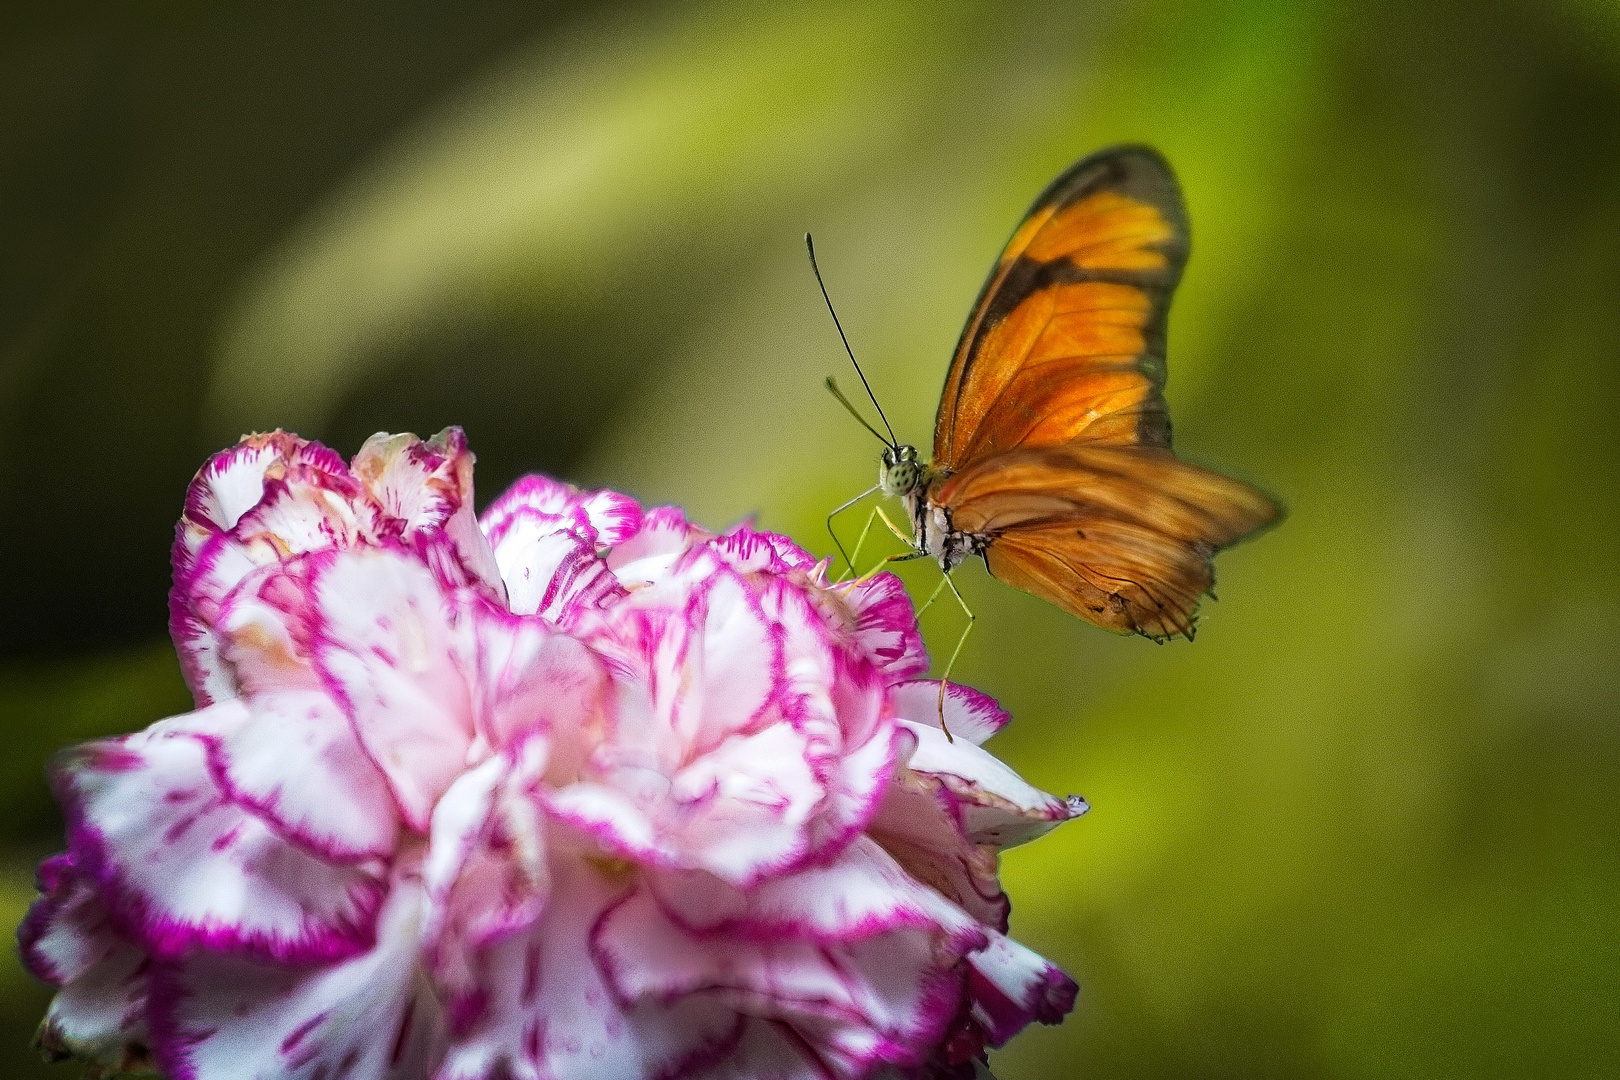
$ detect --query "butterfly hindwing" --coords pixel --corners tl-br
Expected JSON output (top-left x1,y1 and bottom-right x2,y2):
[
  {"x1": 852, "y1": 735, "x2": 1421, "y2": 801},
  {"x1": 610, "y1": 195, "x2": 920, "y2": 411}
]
[
  {"x1": 934, "y1": 445, "x2": 1278, "y2": 640},
  {"x1": 932, "y1": 145, "x2": 1189, "y2": 469}
]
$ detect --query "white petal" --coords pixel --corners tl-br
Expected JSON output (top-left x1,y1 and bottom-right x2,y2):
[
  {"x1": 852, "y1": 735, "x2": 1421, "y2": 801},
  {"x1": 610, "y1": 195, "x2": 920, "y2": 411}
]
[
  {"x1": 55, "y1": 712, "x2": 386, "y2": 963},
  {"x1": 210, "y1": 690, "x2": 400, "y2": 861},
  {"x1": 480, "y1": 475, "x2": 593, "y2": 542},
  {"x1": 352, "y1": 428, "x2": 507, "y2": 601},
  {"x1": 652, "y1": 835, "x2": 983, "y2": 947},
  {"x1": 897, "y1": 720, "x2": 1078, "y2": 848},
  {"x1": 574, "y1": 488, "x2": 642, "y2": 547},
  {"x1": 467, "y1": 603, "x2": 609, "y2": 750},
  {"x1": 172, "y1": 465, "x2": 380, "y2": 707},
  {"x1": 964, "y1": 933, "x2": 1077, "y2": 1046},
  {"x1": 488, "y1": 510, "x2": 622, "y2": 624},
  {"x1": 595, "y1": 886, "x2": 971, "y2": 1078},
  {"x1": 696, "y1": 1018, "x2": 829, "y2": 1080},
  {"x1": 169, "y1": 538, "x2": 264, "y2": 705},
  {"x1": 888, "y1": 680, "x2": 1009, "y2": 746},
  {"x1": 19, "y1": 857, "x2": 104, "y2": 987},
  {"x1": 423, "y1": 750, "x2": 551, "y2": 1013},
  {"x1": 707, "y1": 525, "x2": 816, "y2": 574},
  {"x1": 764, "y1": 578, "x2": 898, "y2": 855},
  {"x1": 605, "y1": 506, "x2": 707, "y2": 589},
  {"x1": 215, "y1": 582, "x2": 325, "y2": 695},
  {"x1": 481, "y1": 474, "x2": 643, "y2": 550},
  {"x1": 231, "y1": 466, "x2": 381, "y2": 556},
  {"x1": 867, "y1": 777, "x2": 1009, "y2": 930},
  {"x1": 313, "y1": 549, "x2": 475, "y2": 830},
  {"x1": 685, "y1": 571, "x2": 779, "y2": 749},
  {"x1": 663, "y1": 723, "x2": 822, "y2": 885},
  {"x1": 21, "y1": 861, "x2": 155, "y2": 1076},
  {"x1": 37, "y1": 933, "x2": 153, "y2": 1076},
  {"x1": 436, "y1": 857, "x2": 738, "y2": 1080},
  {"x1": 841, "y1": 572, "x2": 931, "y2": 683},
  {"x1": 176, "y1": 432, "x2": 346, "y2": 567},
  {"x1": 540, "y1": 782, "x2": 666, "y2": 865},
  {"x1": 151, "y1": 877, "x2": 446, "y2": 1080},
  {"x1": 351, "y1": 430, "x2": 460, "y2": 532}
]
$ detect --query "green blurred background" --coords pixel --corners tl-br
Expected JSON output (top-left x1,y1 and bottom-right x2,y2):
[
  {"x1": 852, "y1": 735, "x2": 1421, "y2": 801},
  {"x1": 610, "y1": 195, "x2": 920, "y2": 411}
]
[{"x1": 4, "y1": 1, "x2": 1618, "y2": 1076}]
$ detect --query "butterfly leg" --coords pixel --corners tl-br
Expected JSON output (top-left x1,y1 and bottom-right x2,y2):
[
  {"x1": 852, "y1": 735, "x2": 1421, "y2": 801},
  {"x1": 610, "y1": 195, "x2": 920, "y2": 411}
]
[
  {"x1": 826, "y1": 484, "x2": 879, "y2": 580},
  {"x1": 847, "y1": 548, "x2": 926, "y2": 590},
  {"x1": 839, "y1": 506, "x2": 882, "y2": 585},
  {"x1": 847, "y1": 504, "x2": 923, "y2": 585},
  {"x1": 932, "y1": 571, "x2": 975, "y2": 741},
  {"x1": 839, "y1": 502, "x2": 922, "y2": 587},
  {"x1": 871, "y1": 503, "x2": 914, "y2": 545},
  {"x1": 916, "y1": 573, "x2": 949, "y2": 617}
]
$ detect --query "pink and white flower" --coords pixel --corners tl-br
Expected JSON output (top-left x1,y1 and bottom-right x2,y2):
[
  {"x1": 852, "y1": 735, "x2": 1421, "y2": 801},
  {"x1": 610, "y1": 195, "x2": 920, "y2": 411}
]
[{"x1": 22, "y1": 429, "x2": 1086, "y2": 1080}]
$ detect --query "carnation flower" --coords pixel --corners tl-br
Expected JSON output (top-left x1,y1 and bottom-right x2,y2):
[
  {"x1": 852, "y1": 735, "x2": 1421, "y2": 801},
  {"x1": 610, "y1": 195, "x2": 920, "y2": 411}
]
[{"x1": 21, "y1": 428, "x2": 1087, "y2": 1080}]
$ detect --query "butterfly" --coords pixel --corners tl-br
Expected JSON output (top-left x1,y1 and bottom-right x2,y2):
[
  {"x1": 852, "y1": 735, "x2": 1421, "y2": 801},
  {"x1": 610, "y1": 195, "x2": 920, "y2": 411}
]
[{"x1": 818, "y1": 144, "x2": 1280, "y2": 642}]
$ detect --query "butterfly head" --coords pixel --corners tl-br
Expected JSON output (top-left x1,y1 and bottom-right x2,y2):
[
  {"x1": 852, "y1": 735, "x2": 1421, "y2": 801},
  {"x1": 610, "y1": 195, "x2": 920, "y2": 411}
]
[{"x1": 880, "y1": 443, "x2": 924, "y2": 498}]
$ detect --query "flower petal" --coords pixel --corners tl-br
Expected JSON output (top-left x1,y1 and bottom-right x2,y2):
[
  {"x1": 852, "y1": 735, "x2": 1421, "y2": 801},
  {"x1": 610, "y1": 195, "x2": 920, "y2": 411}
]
[
  {"x1": 541, "y1": 782, "x2": 669, "y2": 867},
  {"x1": 207, "y1": 689, "x2": 400, "y2": 862},
  {"x1": 350, "y1": 429, "x2": 460, "y2": 533},
  {"x1": 466, "y1": 602, "x2": 611, "y2": 752},
  {"x1": 575, "y1": 489, "x2": 645, "y2": 548},
  {"x1": 888, "y1": 681, "x2": 1009, "y2": 746},
  {"x1": 765, "y1": 579, "x2": 898, "y2": 859},
  {"x1": 594, "y1": 885, "x2": 973, "y2": 1078},
  {"x1": 670, "y1": 569, "x2": 779, "y2": 753},
  {"x1": 212, "y1": 562, "x2": 326, "y2": 695},
  {"x1": 663, "y1": 723, "x2": 823, "y2": 885},
  {"x1": 867, "y1": 776, "x2": 1009, "y2": 932},
  {"x1": 171, "y1": 465, "x2": 380, "y2": 707},
  {"x1": 605, "y1": 506, "x2": 708, "y2": 589},
  {"x1": 436, "y1": 856, "x2": 739, "y2": 1080},
  {"x1": 481, "y1": 474, "x2": 643, "y2": 549},
  {"x1": 313, "y1": 548, "x2": 475, "y2": 831},
  {"x1": 834, "y1": 572, "x2": 930, "y2": 683},
  {"x1": 21, "y1": 864, "x2": 155, "y2": 1077},
  {"x1": 963, "y1": 933, "x2": 1077, "y2": 1047},
  {"x1": 232, "y1": 465, "x2": 380, "y2": 556},
  {"x1": 54, "y1": 709, "x2": 385, "y2": 962},
  {"x1": 173, "y1": 431, "x2": 346, "y2": 577},
  {"x1": 149, "y1": 876, "x2": 447, "y2": 1080},
  {"x1": 20, "y1": 854, "x2": 103, "y2": 986},
  {"x1": 169, "y1": 539, "x2": 265, "y2": 707},
  {"x1": 578, "y1": 570, "x2": 843, "y2": 886},
  {"x1": 694, "y1": 1018, "x2": 831, "y2": 1080},
  {"x1": 351, "y1": 427, "x2": 507, "y2": 601},
  {"x1": 36, "y1": 937, "x2": 154, "y2": 1076},
  {"x1": 487, "y1": 510, "x2": 623, "y2": 625},
  {"x1": 897, "y1": 720, "x2": 1080, "y2": 849},
  {"x1": 423, "y1": 747, "x2": 551, "y2": 1027},
  {"x1": 707, "y1": 525, "x2": 817, "y2": 575},
  {"x1": 651, "y1": 835, "x2": 986, "y2": 949}
]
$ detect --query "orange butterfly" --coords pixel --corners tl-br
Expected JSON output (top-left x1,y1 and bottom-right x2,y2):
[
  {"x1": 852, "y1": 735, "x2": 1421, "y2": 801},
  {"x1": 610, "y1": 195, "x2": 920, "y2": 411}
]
[{"x1": 818, "y1": 145, "x2": 1279, "y2": 642}]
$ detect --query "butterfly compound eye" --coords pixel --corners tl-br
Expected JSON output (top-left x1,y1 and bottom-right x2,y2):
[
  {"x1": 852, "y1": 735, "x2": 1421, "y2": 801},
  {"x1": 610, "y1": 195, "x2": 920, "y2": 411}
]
[{"x1": 883, "y1": 460, "x2": 920, "y2": 497}]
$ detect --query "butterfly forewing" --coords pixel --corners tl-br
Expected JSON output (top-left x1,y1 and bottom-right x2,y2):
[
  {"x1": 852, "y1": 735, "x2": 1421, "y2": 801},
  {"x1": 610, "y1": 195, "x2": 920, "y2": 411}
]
[{"x1": 933, "y1": 146, "x2": 1189, "y2": 468}]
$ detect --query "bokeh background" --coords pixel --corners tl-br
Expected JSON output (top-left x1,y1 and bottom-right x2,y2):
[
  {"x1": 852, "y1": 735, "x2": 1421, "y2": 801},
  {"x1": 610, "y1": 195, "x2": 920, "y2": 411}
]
[{"x1": 4, "y1": 1, "x2": 1618, "y2": 1077}]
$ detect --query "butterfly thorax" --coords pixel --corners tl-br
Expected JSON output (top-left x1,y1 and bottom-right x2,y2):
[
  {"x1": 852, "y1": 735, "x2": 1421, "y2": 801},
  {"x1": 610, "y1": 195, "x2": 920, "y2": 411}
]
[{"x1": 881, "y1": 444, "x2": 978, "y2": 572}]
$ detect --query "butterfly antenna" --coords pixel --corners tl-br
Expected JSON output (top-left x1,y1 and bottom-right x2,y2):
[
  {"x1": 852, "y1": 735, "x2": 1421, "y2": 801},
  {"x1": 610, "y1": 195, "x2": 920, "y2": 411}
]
[
  {"x1": 805, "y1": 233, "x2": 899, "y2": 448},
  {"x1": 825, "y1": 377, "x2": 892, "y2": 447}
]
